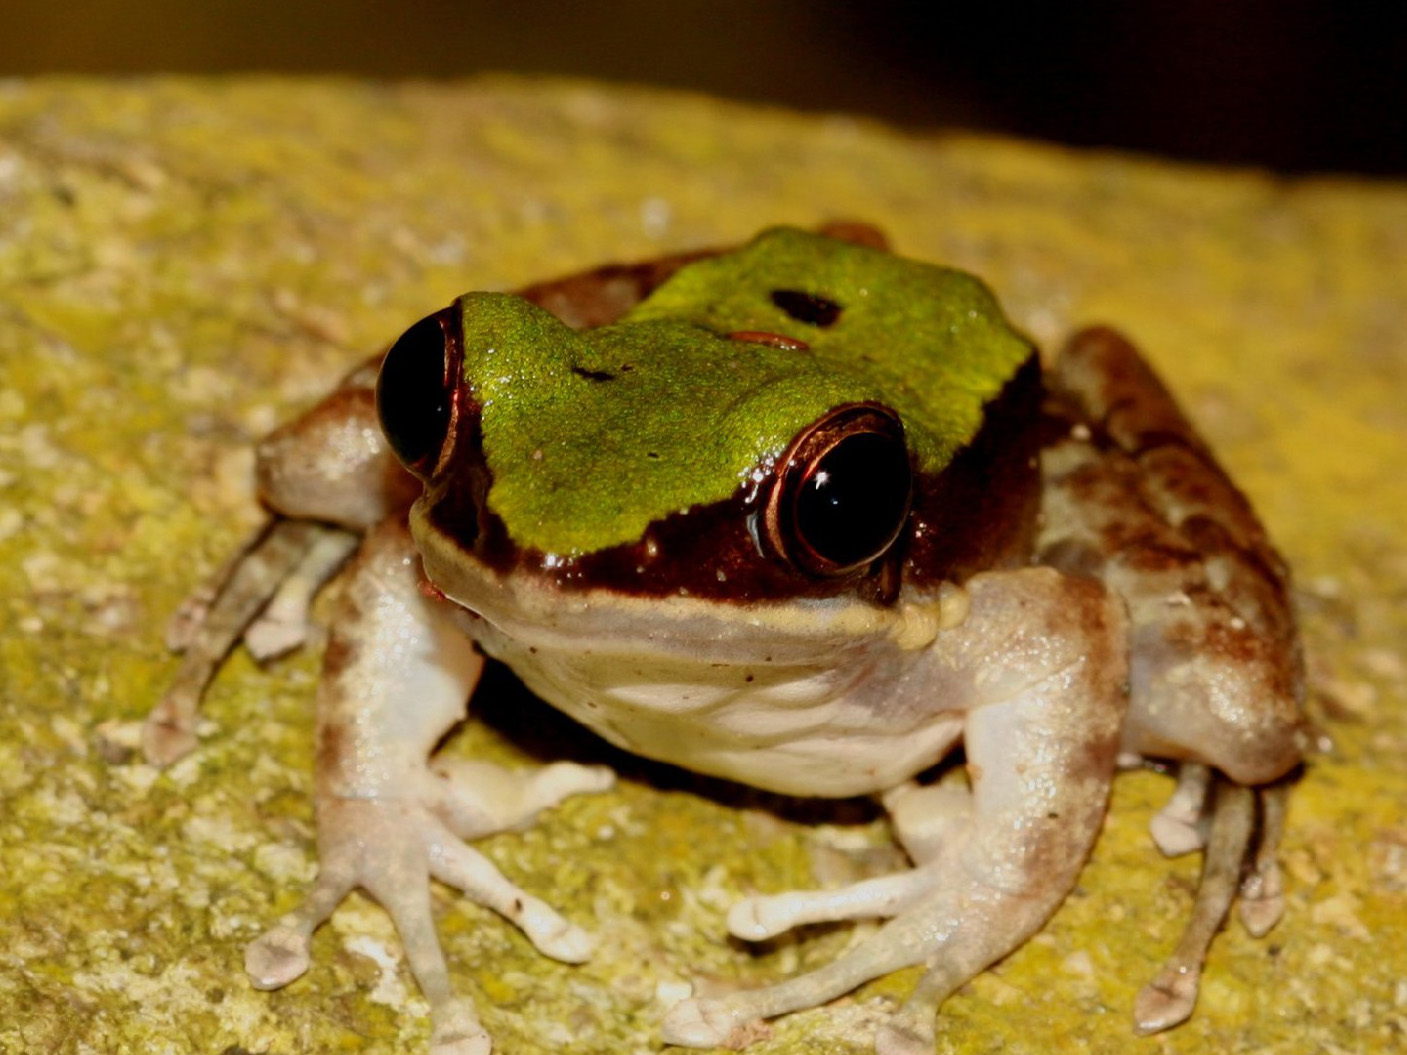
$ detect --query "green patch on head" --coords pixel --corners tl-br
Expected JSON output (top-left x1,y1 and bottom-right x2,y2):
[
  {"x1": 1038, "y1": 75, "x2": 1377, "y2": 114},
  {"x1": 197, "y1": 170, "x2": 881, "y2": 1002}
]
[{"x1": 459, "y1": 226, "x2": 1031, "y2": 557}]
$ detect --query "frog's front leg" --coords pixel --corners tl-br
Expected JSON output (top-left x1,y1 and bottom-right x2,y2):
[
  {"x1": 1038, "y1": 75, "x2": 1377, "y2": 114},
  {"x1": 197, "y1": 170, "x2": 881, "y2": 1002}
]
[
  {"x1": 663, "y1": 570, "x2": 1128, "y2": 1052},
  {"x1": 142, "y1": 518, "x2": 347, "y2": 764},
  {"x1": 241, "y1": 526, "x2": 361, "y2": 660},
  {"x1": 244, "y1": 516, "x2": 612, "y2": 1055}
]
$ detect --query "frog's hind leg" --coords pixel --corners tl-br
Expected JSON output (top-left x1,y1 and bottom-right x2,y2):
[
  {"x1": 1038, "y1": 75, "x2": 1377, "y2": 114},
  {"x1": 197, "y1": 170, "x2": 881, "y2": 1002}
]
[
  {"x1": 1134, "y1": 775, "x2": 1255, "y2": 1033},
  {"x1": 1040, "y1": 326, "x2": 1308, "y2": 1032},
  {"x1": 1149, "y1": 762, "x2": 1290, "y2": 931},
  {"x1": 1042, "y1": 325, "x2": 1307, "y2": 790},
  {"x1": 1239, "y1": 779, "x2": 1290, "y2": 935}
]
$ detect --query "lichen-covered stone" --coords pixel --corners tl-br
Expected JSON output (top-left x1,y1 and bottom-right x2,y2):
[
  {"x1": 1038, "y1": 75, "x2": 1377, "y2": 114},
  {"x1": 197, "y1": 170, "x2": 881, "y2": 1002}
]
[{"x1": 2, "y1": 77, "x2": 1404, "y2": 1055}]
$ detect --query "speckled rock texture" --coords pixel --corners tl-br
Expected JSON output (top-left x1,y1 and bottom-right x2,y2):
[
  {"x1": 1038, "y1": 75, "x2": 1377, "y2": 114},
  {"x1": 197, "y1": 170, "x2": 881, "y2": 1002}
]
[{"x1": 2, "y1": 78, "x2": 1404, "y2": 1055}]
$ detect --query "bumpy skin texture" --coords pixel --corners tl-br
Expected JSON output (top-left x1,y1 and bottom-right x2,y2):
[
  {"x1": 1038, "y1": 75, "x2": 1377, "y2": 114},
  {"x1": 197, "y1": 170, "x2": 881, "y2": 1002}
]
[
  {"x1": 1035, "y1": 327, "x2": 1306, "y2": 1031},
  {"x1": 138, "y1": 230, "x2": 1304, "y2": 1055}
]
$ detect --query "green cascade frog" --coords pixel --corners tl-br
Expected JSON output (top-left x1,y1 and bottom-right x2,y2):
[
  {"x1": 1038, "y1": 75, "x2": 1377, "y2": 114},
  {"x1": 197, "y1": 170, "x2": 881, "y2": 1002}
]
[{"x1": 138, "y1": 225, "x2": 1306, "y2": 1055}]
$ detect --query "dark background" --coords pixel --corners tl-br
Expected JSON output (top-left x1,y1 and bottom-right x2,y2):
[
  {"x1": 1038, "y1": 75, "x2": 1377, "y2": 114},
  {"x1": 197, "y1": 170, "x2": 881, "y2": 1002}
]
[{"x1": 3, "y1": 0, "x2": 1403, "y2": 176}]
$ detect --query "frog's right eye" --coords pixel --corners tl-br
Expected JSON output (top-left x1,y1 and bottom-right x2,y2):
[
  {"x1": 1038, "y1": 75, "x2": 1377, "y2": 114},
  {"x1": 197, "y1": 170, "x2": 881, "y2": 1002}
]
[
  {"x1": 762, "y1": 404, "x2": 913, "y2": 577},
  {"x1": 377, "y1": 307, "x2": 459, "y2": 477}
]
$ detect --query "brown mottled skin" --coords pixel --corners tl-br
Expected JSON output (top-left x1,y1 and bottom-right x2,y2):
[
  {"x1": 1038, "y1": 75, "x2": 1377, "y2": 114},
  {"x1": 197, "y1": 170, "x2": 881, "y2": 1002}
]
[
  {"x1": 137, "y1": 227, "x2": 1305, "y2": 1055},
  {"x1": 1039, "y1": 327, "x2": 1304, "y2": 786}
]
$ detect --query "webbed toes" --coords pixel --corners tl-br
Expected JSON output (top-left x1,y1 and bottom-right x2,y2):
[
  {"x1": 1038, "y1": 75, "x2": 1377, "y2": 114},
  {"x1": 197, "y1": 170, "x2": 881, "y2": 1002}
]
[
  {"x1": 1237, "y1": 867, "x2": 1286, "y2": 937},
  {"x1": 546, "y1": 761, "x2": 616, "y2": 796},
  {"x1": 141, "y1": 705, "x2": 200, "y2": 766},
  {"x1": 875, "y1": 1019, "x2": 935, "y2": 1055},
  {"x1": 726, "y1": 896, "x2": 792, "y2": 942},
  {"x1": 1149, "y1": 809, "x2": 1206, "y2": 857},
  {"x1": 1149, "y1": 763, "x2": 1212, "y2": 857},
  {"x1": 245, "y1": 925, "x2": 313, "y2": 989},
  {"x1": 1133, "y1": 966, "x2": 1200, "y2": 1034},
  {"x1": 661, "y1": 997, "x2": 758, "y2": 1049},
  {"x1": 519, "y1": 906, "x2": 595, "y2": 963},
  {"x1": 430, "y1": 998, "x2": 492, "y2": 1055},
  {"x1": 243, "y1": 610, "x2": 310, "y2": 661}
]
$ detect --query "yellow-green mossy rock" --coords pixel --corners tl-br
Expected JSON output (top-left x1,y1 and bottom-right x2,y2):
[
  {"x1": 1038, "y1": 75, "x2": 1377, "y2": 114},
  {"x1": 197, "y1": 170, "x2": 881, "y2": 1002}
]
[{"x1": 2, "y1": 77, "x2": 1405, "y2": 1055}]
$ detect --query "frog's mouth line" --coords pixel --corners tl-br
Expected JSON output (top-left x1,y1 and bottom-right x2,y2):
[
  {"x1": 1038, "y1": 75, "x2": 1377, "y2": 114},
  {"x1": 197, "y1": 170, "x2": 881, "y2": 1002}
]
[{"x1": 411, "y1": 500, "x2": 951, "y2": 664}]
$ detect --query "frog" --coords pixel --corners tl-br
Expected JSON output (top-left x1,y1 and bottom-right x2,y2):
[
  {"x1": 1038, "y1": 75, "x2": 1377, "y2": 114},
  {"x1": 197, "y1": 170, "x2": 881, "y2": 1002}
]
[{"x1": 136, "y1": 224, "x2": 1306, "y2": 1055}]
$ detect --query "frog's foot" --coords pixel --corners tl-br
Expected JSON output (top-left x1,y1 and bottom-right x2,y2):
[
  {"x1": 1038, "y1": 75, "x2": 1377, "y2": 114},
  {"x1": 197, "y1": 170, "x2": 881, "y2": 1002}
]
[
  {"x1": 430, "y1": 999, "x2": 493, "y2": 1055},
  {"x1": 660, "y1": 998, "x2": 759, "y2": 1050},
  {"x1": 727, "y1": 780, "x2": 968, "y2": 942},
  {"x1": 1237, "y1": 780, "x2": 1290, "y2": 937},
  {"x1": 250, "y1": 937, "x2": 492, "y2": 1055},
  {"x1": 1135, "y1": 777, "x2": 1255, "y2": 1034},
  {"x1": 243, "y1": 528, "x2": 358, "y2": 660},
  {"x1": 666, "y1": 878, "x2": 1038, "y2": 1051},
  {"x1": 1146, "y1": 766, "x2": 1289, "y2": 952},
  {"x1": 428, "y1": 806, "x2": 598, "y2": 964},
  {"x1": 1150, "y1": 762, "x2": 1212, "y2": 857},
  {"x1": 250, "y1": 904, "x2": 492, "y2": 1055},
  {"x1": 703, "y1": 865, "x2": 957, "y2": 1046},
  {"x1": 426, "y1": 759, "x2": 613, "y2": 961},
  {"x1": 1137, "y1": 773, "x2": 1293, "y2": 1032},
  {"x1": 727, "y1": 867, "x2": 939, "y2": 942},
  {"x1": 248, "y1": 790, "x2": 597, "y2": 1054},
  {"x1": 431, "y1": 759, "x2": 615, "y2": 840}
]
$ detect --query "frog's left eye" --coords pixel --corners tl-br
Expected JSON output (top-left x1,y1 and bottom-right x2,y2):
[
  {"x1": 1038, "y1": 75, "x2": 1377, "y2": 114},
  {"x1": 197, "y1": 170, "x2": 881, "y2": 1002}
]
[
  {"x1": 763, "y1": 405, "x2": 913, "y2": 576},
  {"x1": 377, "y1": 307, "x2": 460, "y2": 478}
]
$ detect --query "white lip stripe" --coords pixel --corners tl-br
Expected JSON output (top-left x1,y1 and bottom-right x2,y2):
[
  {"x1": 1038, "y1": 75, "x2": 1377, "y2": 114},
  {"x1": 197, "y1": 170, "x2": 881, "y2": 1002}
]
[{"x1": 417, "y1": 503, "x2": 965, "y2": 797}]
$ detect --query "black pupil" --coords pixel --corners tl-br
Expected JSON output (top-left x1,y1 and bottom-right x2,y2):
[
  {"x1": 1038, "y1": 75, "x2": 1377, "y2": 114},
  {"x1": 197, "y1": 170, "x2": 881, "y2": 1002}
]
[
  {"x1": 376, "y1": 311, "x2": 451, "y2": 472},
  {"x1": 795, "y1": 432, "x2": 911, "y2": 568}
]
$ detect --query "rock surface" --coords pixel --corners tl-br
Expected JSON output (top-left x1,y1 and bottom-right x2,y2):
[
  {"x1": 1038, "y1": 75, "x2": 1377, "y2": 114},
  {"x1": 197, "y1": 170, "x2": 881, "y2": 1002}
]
[{"x1": 2, "y1": 77, "x2": 1405, "y2": 1054}]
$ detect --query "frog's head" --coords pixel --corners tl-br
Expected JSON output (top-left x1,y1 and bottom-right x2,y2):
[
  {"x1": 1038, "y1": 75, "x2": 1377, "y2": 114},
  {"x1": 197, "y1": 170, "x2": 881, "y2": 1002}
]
[{"x1": 376, "y1": 227, "x2": 1040, "y2": 639}]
